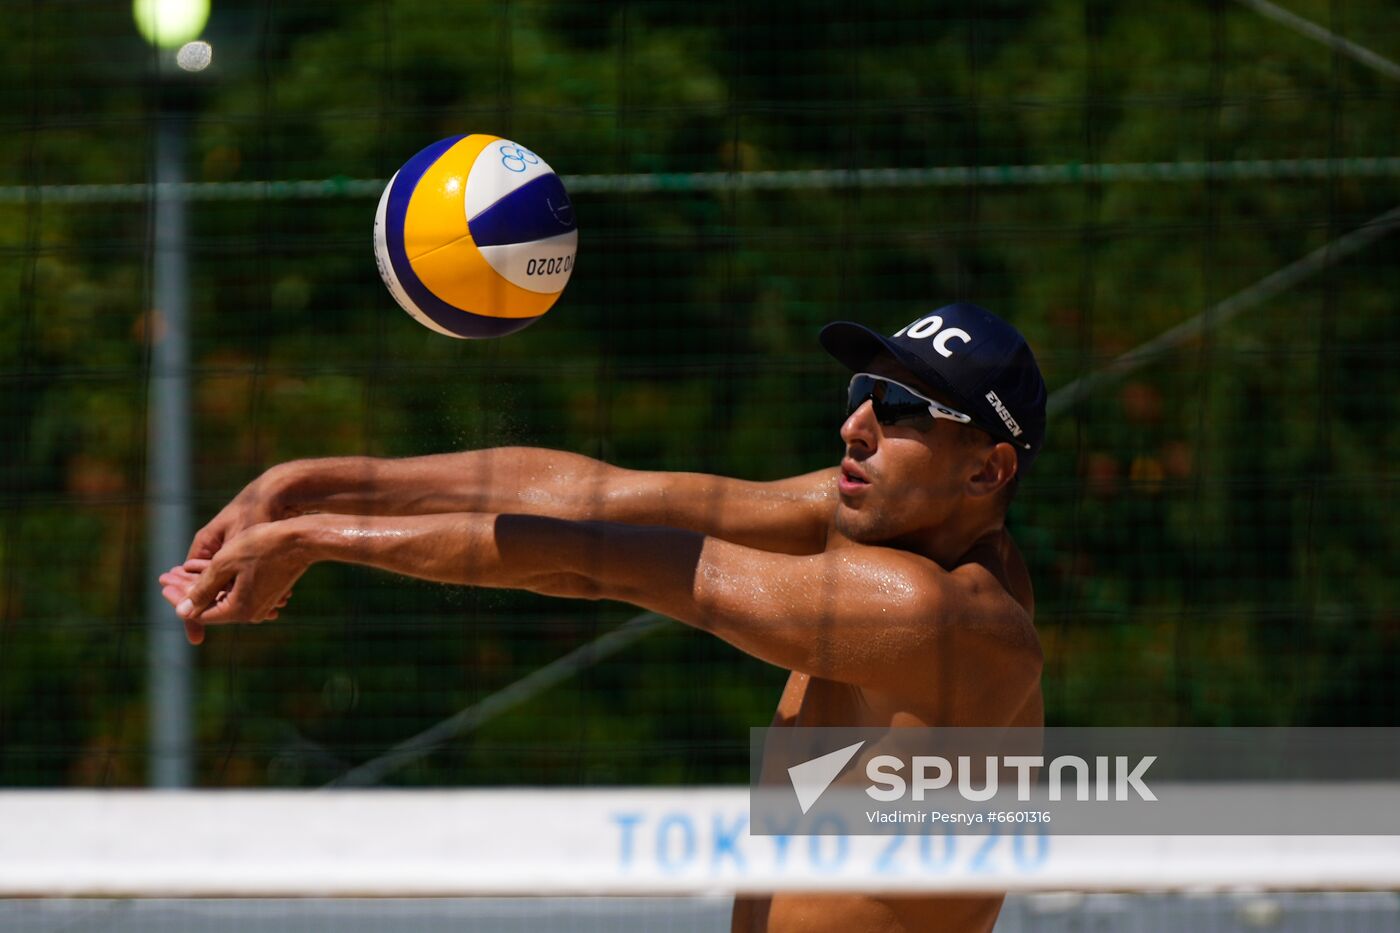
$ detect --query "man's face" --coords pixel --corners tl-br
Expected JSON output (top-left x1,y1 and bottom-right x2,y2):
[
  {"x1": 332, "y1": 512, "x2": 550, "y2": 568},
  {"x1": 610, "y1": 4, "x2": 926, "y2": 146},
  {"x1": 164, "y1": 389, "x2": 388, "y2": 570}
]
[{"x1": 833, "y1": 360, "x2": 987, "y2": 545}]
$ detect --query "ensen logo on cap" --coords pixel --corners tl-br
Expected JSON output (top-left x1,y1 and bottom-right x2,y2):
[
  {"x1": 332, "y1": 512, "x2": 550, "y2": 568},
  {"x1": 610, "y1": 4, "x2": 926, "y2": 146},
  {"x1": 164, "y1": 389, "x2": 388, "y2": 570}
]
[{"x1": 986, "y1": 390, "x2": 1022, "y2": 437}]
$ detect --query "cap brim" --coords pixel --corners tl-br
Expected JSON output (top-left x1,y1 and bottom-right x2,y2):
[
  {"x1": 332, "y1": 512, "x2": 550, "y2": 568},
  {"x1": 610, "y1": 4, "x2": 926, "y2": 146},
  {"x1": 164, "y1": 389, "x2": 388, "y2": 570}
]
[{"x1": 818, "y1": 321, "x2": 959, "y2": 399}]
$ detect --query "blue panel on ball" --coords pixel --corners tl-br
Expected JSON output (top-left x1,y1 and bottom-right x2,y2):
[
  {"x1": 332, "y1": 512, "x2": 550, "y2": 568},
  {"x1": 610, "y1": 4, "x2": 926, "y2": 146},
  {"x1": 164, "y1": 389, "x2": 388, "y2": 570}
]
[
  {"x1": 465, "y1": 313, "x2": 544, "y2": 337},
  {"x1": 467, "y1": 173, "x2": 577, "y2": 248},
  {"x1": 428, "y1": 309, "x2": 544, "y2": 338},
  {"x1": 384, "y1": 134, "x2": 464, "y2": 308},
  {"x1": 397, "y1": 274, "x2": 544, "y2": 337}
]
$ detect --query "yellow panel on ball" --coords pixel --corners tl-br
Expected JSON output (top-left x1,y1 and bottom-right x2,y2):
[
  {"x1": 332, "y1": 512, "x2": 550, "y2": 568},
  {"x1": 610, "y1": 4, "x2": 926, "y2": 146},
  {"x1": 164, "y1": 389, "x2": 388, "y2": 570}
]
[
  {"x1": 401, "y1": 134, "x2": 498, "y2": 261},
  {"x1": 409, "y1": 235, "x2": 558, "y2": 320}
]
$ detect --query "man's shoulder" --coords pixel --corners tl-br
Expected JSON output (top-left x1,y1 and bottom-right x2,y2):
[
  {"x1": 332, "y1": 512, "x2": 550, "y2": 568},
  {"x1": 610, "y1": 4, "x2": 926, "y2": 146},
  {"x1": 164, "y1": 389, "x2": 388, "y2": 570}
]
[
  {"x1": 822, "y1": 528, "x2": 1034, "y2": 620},
  {"x1": 952, "y1": 527, "x2": 1035, "y2": 619}
]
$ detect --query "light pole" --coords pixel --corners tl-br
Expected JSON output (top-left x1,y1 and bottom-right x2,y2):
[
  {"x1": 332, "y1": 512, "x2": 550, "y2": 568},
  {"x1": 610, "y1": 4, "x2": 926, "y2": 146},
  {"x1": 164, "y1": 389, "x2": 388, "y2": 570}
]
[{"x1": 135, "y1": 0, "x2": 211, "y2": 789}]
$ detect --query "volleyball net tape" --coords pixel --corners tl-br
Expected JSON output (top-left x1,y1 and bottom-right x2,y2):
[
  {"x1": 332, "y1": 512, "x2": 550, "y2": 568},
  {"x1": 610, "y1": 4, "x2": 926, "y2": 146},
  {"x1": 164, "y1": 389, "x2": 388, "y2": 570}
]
[{"x1": 4, "y1": 790, "x2": 1400, "y2": 898}]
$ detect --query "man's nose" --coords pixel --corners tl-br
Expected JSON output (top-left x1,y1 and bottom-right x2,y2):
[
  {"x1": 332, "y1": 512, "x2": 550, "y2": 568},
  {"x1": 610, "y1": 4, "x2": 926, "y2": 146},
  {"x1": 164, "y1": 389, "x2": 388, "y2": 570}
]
[{"x1": 840, "y1": 400, "x2": 880, "y2": 451}]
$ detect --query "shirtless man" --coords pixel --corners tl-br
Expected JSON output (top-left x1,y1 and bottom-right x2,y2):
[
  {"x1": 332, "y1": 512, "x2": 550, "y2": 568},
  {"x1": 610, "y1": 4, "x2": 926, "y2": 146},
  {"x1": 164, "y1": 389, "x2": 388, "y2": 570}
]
[{"x1": 160, "y1": 301, "x2": 1048, "y2": 933}]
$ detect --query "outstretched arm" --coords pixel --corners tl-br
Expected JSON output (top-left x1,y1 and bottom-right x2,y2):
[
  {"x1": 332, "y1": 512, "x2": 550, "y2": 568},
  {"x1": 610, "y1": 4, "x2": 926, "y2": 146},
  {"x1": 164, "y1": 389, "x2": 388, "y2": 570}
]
[
  {"x1": 190, "y1": 450, "x2": 835, "y2": 561},
  {"x1": 170, "y1": 511, "x2": 1040, "y2": 700}
]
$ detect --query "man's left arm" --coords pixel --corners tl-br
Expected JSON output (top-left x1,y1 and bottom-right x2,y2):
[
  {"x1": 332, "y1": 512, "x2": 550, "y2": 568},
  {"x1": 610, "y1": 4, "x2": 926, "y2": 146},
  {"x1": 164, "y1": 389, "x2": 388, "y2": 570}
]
[{"x1": 170, "y1": 512, "x2": 1040, "y2": 696}]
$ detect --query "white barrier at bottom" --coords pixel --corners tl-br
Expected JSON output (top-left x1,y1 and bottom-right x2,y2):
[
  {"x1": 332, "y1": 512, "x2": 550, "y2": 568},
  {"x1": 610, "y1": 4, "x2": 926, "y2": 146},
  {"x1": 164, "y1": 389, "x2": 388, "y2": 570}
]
[{"x1": 2, "y1": 790, "x2": 1399, "y2": 897}]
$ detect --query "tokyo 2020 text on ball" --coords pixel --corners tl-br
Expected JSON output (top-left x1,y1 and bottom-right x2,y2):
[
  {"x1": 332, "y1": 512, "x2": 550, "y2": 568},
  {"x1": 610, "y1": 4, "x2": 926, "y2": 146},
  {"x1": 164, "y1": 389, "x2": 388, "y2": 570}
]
[{"x1": 373, "y1": 134, "x2": 577, "y2": 338}]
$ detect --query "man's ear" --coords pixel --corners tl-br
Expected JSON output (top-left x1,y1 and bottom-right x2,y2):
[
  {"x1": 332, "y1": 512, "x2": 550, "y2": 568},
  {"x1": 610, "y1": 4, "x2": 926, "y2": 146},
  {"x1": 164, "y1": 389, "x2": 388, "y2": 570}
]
[{"x1": 967, "y1": 441, "x2": 1018, "y2": 500}]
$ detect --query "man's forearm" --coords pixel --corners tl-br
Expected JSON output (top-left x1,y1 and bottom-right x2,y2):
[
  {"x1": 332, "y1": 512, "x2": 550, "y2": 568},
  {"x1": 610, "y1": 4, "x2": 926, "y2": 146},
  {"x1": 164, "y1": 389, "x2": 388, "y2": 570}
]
[
  {"x1": 269, "y1": 449, "x2": 836, "y2": 555},
  {"x1": 272, "y1": 448, "x2": 627, "y2": 521},
  {"x1": 287, "y1": 511, "x2": 702, "y2": 611}
]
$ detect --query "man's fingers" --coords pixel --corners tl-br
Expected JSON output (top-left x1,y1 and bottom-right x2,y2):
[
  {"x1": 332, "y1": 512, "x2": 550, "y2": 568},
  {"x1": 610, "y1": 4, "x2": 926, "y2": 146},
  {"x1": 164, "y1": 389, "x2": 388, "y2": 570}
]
[
  {"x1": 164, "y1": 563, "x2": 209, "y2": 644},
  {"x1": 161, "y1": 566, "x2": 199, "y2": 587},
  {"x1": 178, "y1": 563, "x2": 235, "y2": 623},
  {"x1": 186, "y1": 528, "x2": 223, "y2": 563},
  {"x1": 193, "y1": 585, "x2": 245, "y2": 625},
  {"x1": 183, "y1": 558, "x2": 212, "y2": 572},
  {"x1": 161, "y1": 565, "x2": 202, "y2": 610}
]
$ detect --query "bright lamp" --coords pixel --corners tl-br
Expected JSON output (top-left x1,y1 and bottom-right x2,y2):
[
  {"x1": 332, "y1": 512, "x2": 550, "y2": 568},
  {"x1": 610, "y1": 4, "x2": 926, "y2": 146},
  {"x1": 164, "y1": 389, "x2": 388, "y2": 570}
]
[{"x1": 132, "y1": 0, "x2": 210, "y2": 49}]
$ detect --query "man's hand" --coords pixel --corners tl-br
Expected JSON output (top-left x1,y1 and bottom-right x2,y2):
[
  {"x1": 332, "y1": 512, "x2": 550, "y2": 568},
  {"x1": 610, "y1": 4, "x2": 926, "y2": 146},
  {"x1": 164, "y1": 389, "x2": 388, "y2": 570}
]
[
  {"x1": 186, "y1": 465, "x2": 297, "y2": 562},
  {"x1": 160, "y1": 522, "x2": 307, "y2": 645}
]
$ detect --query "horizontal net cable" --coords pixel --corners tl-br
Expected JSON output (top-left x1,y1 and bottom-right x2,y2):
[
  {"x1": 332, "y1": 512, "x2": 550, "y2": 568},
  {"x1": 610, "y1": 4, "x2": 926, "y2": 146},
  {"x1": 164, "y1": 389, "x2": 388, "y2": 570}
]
[{"x1": 4, "y1": 157, "x2": 1400, "y2": 203}]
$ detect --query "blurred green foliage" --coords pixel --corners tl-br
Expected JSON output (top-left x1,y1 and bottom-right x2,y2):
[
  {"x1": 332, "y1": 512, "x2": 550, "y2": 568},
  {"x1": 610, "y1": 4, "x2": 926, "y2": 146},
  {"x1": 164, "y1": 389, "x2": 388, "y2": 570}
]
[{"x1": 1, "y1": 0, "x2": 1397, "y2": 787}]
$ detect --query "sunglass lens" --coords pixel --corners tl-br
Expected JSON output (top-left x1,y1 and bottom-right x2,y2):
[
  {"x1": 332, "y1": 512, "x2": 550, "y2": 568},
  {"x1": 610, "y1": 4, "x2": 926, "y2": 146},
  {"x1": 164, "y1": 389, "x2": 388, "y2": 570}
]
[{"x1": 846, "y1": 376, "x2": 935, "y2": 429}]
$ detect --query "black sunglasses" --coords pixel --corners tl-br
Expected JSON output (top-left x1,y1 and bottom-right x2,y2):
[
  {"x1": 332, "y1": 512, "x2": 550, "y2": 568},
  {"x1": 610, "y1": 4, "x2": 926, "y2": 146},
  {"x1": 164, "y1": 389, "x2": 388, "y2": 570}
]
[{"x1": 846, "y1": 373, "x2": 974, "y2": 431}]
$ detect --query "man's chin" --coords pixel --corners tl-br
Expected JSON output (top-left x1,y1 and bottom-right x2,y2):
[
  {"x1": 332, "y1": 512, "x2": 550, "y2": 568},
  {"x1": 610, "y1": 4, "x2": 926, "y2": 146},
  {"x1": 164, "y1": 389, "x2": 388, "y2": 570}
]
[{"x1": 833, "y1": 504, "x2": 889, "y2": 544}]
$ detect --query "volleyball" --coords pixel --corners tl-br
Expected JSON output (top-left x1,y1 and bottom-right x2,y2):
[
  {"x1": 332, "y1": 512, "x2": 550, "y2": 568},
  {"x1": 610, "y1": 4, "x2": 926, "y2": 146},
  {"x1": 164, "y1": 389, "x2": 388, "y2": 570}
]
[{"x1": 373, "y1": 134, "x2": 577, "y2": 338}]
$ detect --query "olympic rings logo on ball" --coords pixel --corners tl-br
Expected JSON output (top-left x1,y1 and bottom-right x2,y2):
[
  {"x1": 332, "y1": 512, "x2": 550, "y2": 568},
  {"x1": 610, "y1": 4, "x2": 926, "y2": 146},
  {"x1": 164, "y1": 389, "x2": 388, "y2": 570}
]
[{"x1": 499, "y1": 145, "x2": 540, "y2": 173}]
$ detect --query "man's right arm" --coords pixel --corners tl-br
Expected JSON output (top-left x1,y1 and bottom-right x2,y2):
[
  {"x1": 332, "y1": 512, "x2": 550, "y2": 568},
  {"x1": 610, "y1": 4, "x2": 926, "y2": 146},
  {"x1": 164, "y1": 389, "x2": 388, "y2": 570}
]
[{"x1": 188, "y1": 449, "x2": 836, "y2": 560}]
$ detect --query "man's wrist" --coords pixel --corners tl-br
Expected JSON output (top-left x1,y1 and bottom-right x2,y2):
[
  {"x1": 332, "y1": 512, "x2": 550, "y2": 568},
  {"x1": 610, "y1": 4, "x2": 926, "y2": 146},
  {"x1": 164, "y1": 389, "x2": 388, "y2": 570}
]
[
  {"x1": 261, "y1": 460, "x2": 314, "y2": 518},
  {"x1": 273, "y1": 513, "x2": 332, "y2": 566}
]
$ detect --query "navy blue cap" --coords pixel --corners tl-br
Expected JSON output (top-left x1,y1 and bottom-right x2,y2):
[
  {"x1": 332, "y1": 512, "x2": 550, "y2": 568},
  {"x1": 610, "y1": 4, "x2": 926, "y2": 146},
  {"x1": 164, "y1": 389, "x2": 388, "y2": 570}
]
[{"x1": 820, "y1": 303, "x2": 1048, "y2": 473}]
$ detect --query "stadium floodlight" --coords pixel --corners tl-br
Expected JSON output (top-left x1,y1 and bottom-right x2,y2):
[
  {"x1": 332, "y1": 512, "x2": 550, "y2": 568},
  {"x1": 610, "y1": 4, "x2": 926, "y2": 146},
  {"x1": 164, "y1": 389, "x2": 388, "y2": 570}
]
[{"x1": 132, "y1": 0, "x2": 209, "y2": 49}]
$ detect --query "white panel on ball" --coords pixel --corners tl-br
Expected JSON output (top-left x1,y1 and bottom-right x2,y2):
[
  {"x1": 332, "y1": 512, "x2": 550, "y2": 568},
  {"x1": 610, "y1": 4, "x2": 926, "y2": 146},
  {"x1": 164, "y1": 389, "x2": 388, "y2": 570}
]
[
  {"x1": 463, "y1": 139, "x2": 559, "y2": 220},
  {"x1": 477, "y1": 230, "x2": 579, "y2": 293},
  {"x1": 373, "y1": 171, "x2": 458, "y2": 338}
]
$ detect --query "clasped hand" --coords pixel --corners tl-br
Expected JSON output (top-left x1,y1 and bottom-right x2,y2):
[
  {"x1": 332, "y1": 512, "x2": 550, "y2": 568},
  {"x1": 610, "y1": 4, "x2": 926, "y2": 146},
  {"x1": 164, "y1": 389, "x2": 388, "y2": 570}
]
[{"x1": 158, "y1": 521, "x2": 305, "y2": 646}]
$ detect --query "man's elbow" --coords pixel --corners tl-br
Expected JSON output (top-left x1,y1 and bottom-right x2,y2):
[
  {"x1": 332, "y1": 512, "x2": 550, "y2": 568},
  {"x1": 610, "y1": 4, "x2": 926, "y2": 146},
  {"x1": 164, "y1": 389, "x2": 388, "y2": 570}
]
[{"x1": 523, "y1": 570, "x2": 610, "y2": 600}]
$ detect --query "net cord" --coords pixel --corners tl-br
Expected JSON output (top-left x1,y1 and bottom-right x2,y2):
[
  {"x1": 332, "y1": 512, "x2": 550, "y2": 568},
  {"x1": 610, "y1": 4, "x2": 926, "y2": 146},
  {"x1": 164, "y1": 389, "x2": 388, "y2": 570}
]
[{"x1": 1234, "y1": 0, "x2": 1400, "y2": 81}]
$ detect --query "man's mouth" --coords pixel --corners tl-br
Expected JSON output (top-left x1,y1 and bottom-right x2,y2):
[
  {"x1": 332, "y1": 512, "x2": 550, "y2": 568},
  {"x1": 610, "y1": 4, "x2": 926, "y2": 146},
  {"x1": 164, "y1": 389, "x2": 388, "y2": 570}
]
[{"x1": 839, "y1": 459, "x2": 871, "y2": 494}]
